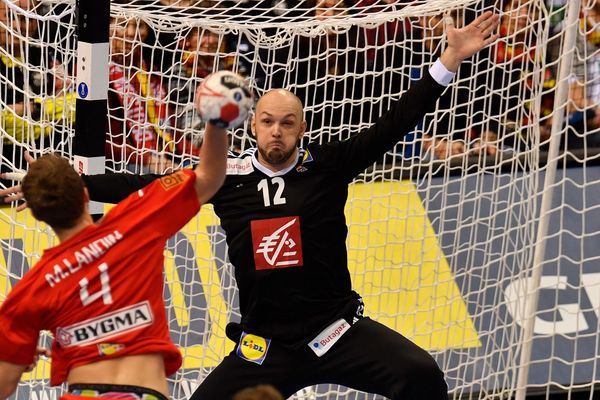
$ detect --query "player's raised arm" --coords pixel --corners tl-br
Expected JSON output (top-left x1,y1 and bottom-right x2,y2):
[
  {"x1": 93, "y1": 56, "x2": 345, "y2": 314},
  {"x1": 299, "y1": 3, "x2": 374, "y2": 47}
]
[
  {"x1": 193, "y1": 71, "x2": 253, "y2": 204},
  {"x1": 193, "y1": 122, "x2": 228, "y2": 205},
  {"x1": 439, "y1": 11, "x2": 499, "y2": 72}
]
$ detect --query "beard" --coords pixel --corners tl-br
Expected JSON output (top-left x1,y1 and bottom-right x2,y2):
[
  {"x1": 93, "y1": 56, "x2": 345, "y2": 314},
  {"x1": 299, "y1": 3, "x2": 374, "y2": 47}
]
[{"x1": 258, "y1": 145, "x2": 297, "y2": 166}]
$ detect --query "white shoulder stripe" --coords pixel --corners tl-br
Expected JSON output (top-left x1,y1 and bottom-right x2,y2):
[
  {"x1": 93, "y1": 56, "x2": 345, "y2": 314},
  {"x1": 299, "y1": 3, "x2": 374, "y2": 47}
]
[{"x1": 241, "y1": 148, "x2": 256, "y2": 157}]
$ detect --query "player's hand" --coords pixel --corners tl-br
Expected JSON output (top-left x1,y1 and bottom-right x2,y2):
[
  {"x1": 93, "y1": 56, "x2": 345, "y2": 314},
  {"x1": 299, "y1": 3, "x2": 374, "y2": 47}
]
[
  {"x1": 24, "y1": 347, "x2": 51, "y2": 373},
  {"x1": 0, "y1": 151, "x2": 35, "y2": 211},
  {"x1": 195, "y1": 71, "x2": 253, "y2": 130},
  {"x1": 441, "y1": 11, "x2": 500, "y2": 71},
  {"x1": 145, "y1": 154, "x2": 175, "y2": 174}
]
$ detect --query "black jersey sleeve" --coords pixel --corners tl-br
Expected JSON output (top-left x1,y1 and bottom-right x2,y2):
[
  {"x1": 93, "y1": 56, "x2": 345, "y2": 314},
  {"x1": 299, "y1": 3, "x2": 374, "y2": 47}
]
[
  {"x1": 328, "y1": 69, "x2": 447, "y2": 181},
  {"x1": 82, "y1": 173, "x2": 161, "y2": 204}
]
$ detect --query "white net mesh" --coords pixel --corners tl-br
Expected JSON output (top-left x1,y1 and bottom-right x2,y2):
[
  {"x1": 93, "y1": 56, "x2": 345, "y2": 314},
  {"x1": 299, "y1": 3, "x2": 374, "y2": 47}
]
[{"x1": 2, "y1": 0, "x2": 600, "y2": 399}]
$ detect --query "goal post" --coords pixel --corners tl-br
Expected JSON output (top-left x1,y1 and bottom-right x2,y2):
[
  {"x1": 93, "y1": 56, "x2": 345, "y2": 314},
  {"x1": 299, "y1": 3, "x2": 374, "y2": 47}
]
[
  {"x1": 1, "y1": 0, "x2": 600, "y2": 399},
  {"x1": 73, "y1": 0, "x2": 109, "y2": 216}
]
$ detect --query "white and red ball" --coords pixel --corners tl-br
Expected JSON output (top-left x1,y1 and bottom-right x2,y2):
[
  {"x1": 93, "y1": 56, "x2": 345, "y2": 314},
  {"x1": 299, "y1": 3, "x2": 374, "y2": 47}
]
[{"x1": 195, "y1": 71, "x2": 253, "y2": 129}]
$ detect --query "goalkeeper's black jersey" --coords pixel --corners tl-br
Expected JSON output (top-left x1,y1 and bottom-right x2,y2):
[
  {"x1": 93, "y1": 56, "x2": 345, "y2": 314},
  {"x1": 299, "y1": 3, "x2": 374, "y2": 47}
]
[{"x1": 83, "y1": 70, "x2": 445, "y2": 348}]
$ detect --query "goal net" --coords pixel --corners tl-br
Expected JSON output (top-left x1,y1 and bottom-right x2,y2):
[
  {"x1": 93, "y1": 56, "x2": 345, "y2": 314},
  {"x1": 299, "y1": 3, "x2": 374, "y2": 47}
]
[{"x1": 2, "y1": 0, "x2": 600, "y2": 399}]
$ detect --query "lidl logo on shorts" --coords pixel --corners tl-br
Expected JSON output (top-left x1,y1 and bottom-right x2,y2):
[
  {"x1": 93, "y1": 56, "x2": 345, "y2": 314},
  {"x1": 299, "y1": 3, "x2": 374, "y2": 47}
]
[{"x1": 237, "y1": 332, "x2": 270, "y2": 365}]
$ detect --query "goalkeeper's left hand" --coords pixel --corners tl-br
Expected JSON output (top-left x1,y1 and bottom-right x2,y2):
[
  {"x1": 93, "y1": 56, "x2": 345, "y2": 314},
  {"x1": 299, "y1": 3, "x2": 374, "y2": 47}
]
[
  {"x1": 0, "y1": 151, "x2": 35, "y2": 212},
  {"x1": 441, "y1": 11, "x2": 500, "y2": 72}
]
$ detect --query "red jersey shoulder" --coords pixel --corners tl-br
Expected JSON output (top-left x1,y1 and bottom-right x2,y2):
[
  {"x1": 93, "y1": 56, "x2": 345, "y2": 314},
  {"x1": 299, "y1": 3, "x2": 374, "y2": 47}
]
[{"x1": 100, "y1": 169, "x2": 196, "y2": 225}]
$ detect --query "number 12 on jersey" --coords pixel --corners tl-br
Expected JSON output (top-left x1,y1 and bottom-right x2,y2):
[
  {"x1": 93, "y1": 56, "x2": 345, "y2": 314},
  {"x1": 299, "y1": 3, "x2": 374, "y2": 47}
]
[{"x1": 258, "y1": 177, "x2": 287, "y2": 207}]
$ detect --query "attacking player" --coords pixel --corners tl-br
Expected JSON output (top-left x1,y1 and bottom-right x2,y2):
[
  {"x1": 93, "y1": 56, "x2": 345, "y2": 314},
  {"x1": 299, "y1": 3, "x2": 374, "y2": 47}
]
[{"x1": 0, "y1": 71, "x2": 251, "y2": 399}]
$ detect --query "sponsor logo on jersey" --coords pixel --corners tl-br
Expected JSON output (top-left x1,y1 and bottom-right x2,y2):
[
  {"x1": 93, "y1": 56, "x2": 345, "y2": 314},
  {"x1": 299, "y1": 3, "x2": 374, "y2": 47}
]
[
  {"x1": 56, "y1": 301, "x2": 154, "y2": 347},
  {"x1": 251, "y1": 216, "x2": 303, "y2": 270},
  {"x1": 309, "y1": 318, "x2": 351, "y2": 357},
  {"x1": 301, "y1": 150, "x2": 313, "y2": 163},
  {"x1": 236, "y1": 332, "x2": 270, "y2": 365},
  {"x1": 98, "y1": 343, "x2": 125, "y2": 356},
  {"x1": 159, "y1": 171, "x2": 186, "y2": 191},
  {"x1": 227, "y1": 157, "x2": 254, "y2": 175},
  {"x1": 296, "y1": 150, "x2": 313, "y2": 172}
]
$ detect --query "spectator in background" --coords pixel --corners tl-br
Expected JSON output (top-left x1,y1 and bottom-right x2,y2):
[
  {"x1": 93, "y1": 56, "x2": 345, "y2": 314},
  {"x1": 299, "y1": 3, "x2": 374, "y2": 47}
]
[
  {"x1": 353, "y1": 0, "x2": 409, "y2": 130},
  {"x1": 563, "y1": 1, "x2": 600, "y2": 148},
  {"x1": 408, "y1": 12, "x2": 472, "y2": 160},
  {"x1": 180, "y1": 28, "x2": 235, "y2": 79},
  {"x1": 353, "y1": 0, "x2": 408, "y2": 70},
  {"x1": 582, "y1": 1, "x2": 600, "y2": 147},
  {"x1": 292, "y1": 0, "x2": 367, "y2": 138},
  {"x1": 473, "y1": 0, "x2": 546, "y2": 158},
  {"x1": 310, "y1": 0, "x2": 358, "y2": 77},
  {"x1": 227, "y1": 0, "x2": 306, "y2": 91},
  {"x1": 167, "y1": 27, "x2": 239, "y2": 150},
  {"x1": 108, "y1": 16, "x2": 199, "y2": 174},
  {"x1": 1, "y1": 0, "x2": 74, "y2": 191},
  {"x1": 583, "y1": 1, "x2": 600, "y2": 104},
  {"x1": 585, "y1": 3, "x2": 600, "y2": 61},
  {"x1": 484, "y1": 0, "x2": 599, "y2": 156}
]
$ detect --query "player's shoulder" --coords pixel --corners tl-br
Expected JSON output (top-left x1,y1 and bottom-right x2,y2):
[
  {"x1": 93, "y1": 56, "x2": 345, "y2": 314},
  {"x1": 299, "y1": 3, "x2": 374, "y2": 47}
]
[
  {"x1": 103, "y1": 169, "x2": 196, "y2": 222},
  {"x1": 302, "y1": 142, "x2": 336, "y2": 164},
  {"x1": 142, "y1": 169, "x2": 196, "y2": 193},
  {"x1": 5, "y1": 258, "x2": 48, "y2": 305}
]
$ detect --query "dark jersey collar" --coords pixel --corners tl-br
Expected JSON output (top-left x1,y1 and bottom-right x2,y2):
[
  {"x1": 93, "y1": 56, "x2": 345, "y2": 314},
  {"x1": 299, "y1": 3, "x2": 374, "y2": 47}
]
[{"x1": 251, "y1": 147, "x2": 301, "y2": 177}]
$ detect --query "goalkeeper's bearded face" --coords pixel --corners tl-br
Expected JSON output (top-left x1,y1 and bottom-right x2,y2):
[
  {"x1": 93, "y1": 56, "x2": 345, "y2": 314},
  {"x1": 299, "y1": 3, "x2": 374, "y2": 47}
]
[{"x1": 252, "y1": 89, "x2": 306, "y2": 169}]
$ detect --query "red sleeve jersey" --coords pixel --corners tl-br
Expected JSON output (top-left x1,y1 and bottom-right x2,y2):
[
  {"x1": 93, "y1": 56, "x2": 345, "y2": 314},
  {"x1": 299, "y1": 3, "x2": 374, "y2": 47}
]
[{"x1": 0, "y1": 169, "x2": 200, "y2": 386}]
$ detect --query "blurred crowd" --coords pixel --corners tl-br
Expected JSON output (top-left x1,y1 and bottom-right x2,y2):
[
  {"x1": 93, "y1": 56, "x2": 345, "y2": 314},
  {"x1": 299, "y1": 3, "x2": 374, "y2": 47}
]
[{"x1": 1, "y1": 0, "x2": 599, "y2": 177}]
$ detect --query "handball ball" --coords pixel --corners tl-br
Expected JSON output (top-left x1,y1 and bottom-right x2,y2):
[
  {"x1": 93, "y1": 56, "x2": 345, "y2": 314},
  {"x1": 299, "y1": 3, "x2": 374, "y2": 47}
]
[{"x1": 195, "y1": 71, "x2": 253, "y2": 129}]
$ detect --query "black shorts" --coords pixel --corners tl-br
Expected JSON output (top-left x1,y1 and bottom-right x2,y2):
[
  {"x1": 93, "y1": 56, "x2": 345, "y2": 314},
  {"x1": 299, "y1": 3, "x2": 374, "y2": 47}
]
[{"x1": 190, "y1": 317, "x2": 448, "y2": 400}]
